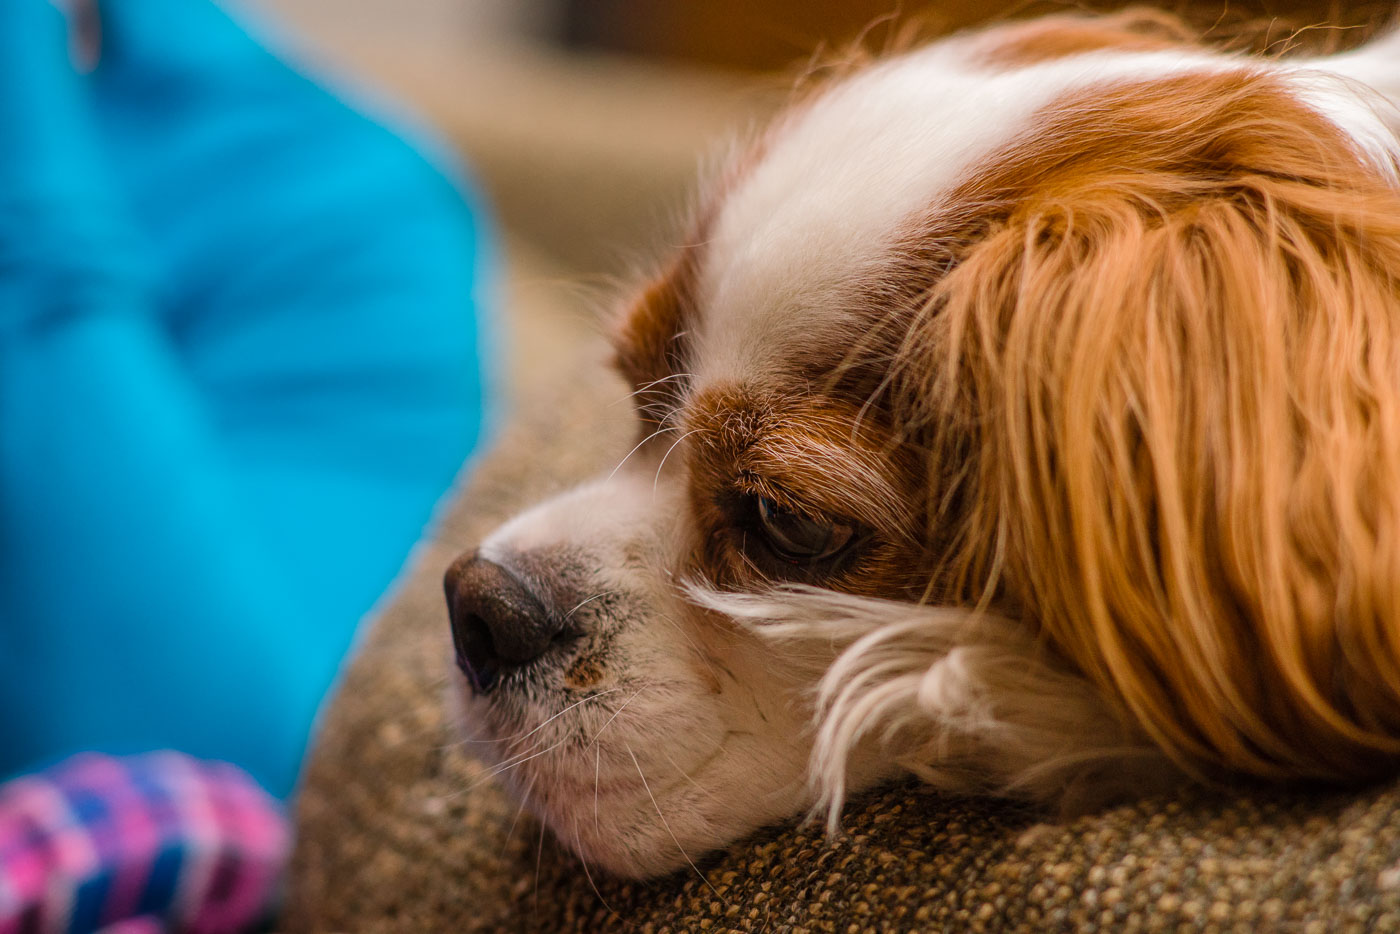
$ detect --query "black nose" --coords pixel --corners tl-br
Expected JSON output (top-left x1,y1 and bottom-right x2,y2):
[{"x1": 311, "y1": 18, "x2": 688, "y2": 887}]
[{"x1": 444, "y1": 555, "x2": 567, "y2": 694}]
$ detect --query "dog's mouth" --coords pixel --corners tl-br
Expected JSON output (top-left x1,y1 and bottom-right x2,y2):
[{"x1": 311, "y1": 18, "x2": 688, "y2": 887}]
[{"x1": 450, "y1": 666, "x2": 757, "y2": 878}]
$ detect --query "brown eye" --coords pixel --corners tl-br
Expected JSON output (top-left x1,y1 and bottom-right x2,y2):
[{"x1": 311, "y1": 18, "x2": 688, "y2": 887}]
[{"x1": 755, "y1": 496, "x2": 856, "y2": 563}]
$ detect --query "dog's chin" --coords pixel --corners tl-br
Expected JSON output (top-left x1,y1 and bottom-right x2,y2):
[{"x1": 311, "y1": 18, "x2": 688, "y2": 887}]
[
  {"x1": 504, "y1": 748, "x2": 796, "y2": 880},
  {"x1": 449, "y1": 668, "x2": 828, "y2": 879}
]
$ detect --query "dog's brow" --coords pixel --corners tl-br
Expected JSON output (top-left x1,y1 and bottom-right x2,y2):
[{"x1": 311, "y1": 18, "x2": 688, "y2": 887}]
[
  {"x1": 744, "y1": 431, "x2": 914, "y2": 536},
  {"x1": 689, "y1": 387, "x2": 918, "y2": 539}
]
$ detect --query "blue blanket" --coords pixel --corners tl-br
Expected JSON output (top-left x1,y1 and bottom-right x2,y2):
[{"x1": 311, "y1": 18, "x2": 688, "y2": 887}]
[{"x1": 0, "y1": 0, "x2": 491, "y2": 799}]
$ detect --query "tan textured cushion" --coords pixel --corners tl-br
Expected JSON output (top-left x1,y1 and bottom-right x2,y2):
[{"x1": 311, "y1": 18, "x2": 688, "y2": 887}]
[{"x1": 286, "y1": 333, "x2": 1400, "y2": 933}]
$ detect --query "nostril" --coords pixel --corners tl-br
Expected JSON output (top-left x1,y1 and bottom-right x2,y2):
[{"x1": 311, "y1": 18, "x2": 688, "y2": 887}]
[
  {"x1": 444, "y1": 554, "x2": 567, "y2": 695},
  {"x1": 450, "y1": 610, "x2": 500, "y2": 694}
]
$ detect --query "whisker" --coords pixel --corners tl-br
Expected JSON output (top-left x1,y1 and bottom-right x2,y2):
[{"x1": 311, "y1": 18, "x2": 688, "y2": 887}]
[
  {"x1": 533, "y1": 814, "x2": 547, "y2": 919},
  {"x1": 587, "y1": 683, "x2": 652, "y2": 749},
  {"x1": 572, "y1": 818, "x2": 618, "y2": 918},
  {"x1": 449, "y1": 734, "x2": 575, "y2": 798},
  {"x1": 566, "y1": 590, "x2": 621, "y2": 621},
  {"x1": 607, "y1": 425, "x2": 681, "y2": 481},
  {"x1": 463, "y1": 680, "x2": 659, "y2": 800},
  {"x1": 462, "y1": 686, "x2": 624, "y2": 747},
  {"x1": 627, "y1": 743, "x2": 724, "y2": 901},
  {"x1": 608, "y1": 372, "x2": 695, "y2": 408},
  {"x1": 450, "y1": 690, "x2": 624, "y2": 797},
  {"x1": 501, "y1": 770, "x2": 537, "y2": 860},
  {"x1": 594, "y1": 744, "x2": 603, "y2": 839},
  {"x1": 657, "y1": 747, "x2": 718, "y2": 800},
  {"x1": 653, "y1": 427, "x2": 708, "y2": 493}
]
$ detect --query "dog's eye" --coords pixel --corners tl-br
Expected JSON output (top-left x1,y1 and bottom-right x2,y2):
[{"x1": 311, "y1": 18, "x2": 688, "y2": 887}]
[{"x1": 755, "y1": 496, "x2": 856, "y2": 563}]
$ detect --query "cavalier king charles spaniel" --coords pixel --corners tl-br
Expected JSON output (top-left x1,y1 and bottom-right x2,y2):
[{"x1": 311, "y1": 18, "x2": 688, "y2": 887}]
[{"x1": 445, "y1": 11, "x2": 1400, "y2": 878}]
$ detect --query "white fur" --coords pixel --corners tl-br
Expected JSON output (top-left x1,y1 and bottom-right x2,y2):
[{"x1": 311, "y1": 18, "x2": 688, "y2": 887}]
[
  {"x1": 696, "y1": 34, "x2": 1400, "y2": 388},
  {"x1": 694, "y1": 587, "x2": 1176, "y2": 831},
  {"x1": 453, "y1": 23, "x2": 1400, "y2": 879},
  {"x1": 1316, "y1": 27, "x2": 1400, "y2": 118},
  {"x1": 697, "y1": 44, "x2": 1231, "y2": 385},
  {"x1": 1283, "y1": 50, "x2": 1400, "y2": 180}
]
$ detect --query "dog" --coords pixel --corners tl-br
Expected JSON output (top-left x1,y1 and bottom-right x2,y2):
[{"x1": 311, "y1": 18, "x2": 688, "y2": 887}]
[{"x1": 445, "y1": 11, "x2": 1400, "y2": 879}]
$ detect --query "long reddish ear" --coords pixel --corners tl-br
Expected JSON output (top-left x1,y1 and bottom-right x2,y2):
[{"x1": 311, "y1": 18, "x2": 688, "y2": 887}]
[{"x1": 908, "y1": 73, "x2": 1400, "y2": 784}]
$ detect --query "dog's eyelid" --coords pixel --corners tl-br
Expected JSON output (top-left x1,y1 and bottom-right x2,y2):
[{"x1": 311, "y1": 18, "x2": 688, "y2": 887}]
[
  {"x1": 732, "y1": 474, "x2": 801, "y2": 515},
  {"x1": 717, "y1": 485, "x2": 871, "y2": 581},
  {"x1": 731, "y1": 474, "x2": 861, "y2": 529}
]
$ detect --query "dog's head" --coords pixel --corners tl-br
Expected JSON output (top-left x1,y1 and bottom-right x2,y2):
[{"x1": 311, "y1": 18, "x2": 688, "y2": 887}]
[{"x1": 445, "y1": 13, "x2": 1400, "y2": 878}]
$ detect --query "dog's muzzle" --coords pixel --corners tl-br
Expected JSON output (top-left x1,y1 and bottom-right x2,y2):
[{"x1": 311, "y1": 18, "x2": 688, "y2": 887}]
[{"x1": 443, "y1": 554, "x2": 569, "y2": 695}]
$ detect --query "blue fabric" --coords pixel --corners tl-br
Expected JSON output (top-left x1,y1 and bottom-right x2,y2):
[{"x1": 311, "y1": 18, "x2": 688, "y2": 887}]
[{"x1": 0, "y1": 0, "x2": 492, "y2": 798}]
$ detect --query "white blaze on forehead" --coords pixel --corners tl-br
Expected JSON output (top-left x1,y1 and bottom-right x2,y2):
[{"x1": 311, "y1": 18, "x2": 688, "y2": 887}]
[
  {"x1": 692, "y1": 34, "x2": 1400, "y2": 387},
  {"x1": 693, "y1": 42, "x2": 1223, "y2": 385}
]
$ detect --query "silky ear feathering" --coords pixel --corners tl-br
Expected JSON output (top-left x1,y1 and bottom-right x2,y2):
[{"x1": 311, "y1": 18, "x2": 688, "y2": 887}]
[{"x1": 444, "y1": 12, "x2": 1400, "y2": 879}]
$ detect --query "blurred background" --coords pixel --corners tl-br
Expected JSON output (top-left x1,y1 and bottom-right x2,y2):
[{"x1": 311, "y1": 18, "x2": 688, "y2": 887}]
[
  {"x1": 249, "y1": 0, "x2": 780, "y2": 377},
  {"x1": 248, "y1": 0, "x2": 1393, "y2": 377}
]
